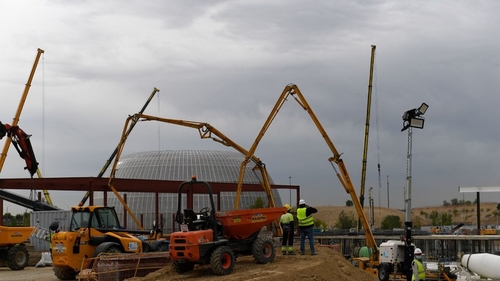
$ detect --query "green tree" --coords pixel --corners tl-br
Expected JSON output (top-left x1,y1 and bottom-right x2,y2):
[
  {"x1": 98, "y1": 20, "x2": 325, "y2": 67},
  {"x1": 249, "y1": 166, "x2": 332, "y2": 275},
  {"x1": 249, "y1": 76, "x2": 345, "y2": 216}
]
[
  {"x1": 3, "y1": 212, "x2": 14, "y2": 226},
  {"x1": 250, "y1": 196, "x2": 265, "y2": 209},
  {"x1": 414, "y1": 216, "x2": 422, "y2": 229},
  {"x1": 334, "y1": 211, "x2": 356, "y2": 229},
  {"x1": 451, "y1": 198, "x2": 459, "y2": 206},
  {"x1": 380, "y1": 215, "x2": 402, "y2": 229},
  {"x1": 314, "y1": 218, "x2": 327, "y2": 230},
  {"x1": 438, "y1": 213, "x2": 453, "y2": 225},
  {"x1": 429, "y1": 210, "x2": 439, "y2": 225},
  {"x1": 23, "y1": 212, "x2": 30, "y2": 226},
  {"x1": 345, "y1": 200, "x2": 353, "y2": 207},
  {"x1": 443, "y1": 200, "x2": 450, "y2": 206}
]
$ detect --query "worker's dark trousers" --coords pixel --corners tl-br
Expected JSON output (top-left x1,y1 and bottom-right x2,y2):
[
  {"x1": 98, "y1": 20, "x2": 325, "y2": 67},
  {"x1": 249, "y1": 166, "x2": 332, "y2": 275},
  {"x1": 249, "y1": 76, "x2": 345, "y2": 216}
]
[{"x1": 282, "y1": 228, "x2": 294, "y2": 253}]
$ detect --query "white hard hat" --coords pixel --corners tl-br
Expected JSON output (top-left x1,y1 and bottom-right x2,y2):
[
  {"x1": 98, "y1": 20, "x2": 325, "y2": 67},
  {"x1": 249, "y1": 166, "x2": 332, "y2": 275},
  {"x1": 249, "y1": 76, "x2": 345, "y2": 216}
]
[
  {"x1": 299, "y1": 199, "x2": 306, "y2": 205},
  {"x1": 414, "y1": 248, "x2": 422, "y2": 255}
]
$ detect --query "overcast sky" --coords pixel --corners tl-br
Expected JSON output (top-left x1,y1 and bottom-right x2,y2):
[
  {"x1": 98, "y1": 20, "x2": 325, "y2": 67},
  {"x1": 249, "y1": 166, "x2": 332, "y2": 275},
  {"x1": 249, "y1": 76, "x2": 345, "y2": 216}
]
[{"x1": 1, "y1": 1, "x2": 500, "y2": 214}]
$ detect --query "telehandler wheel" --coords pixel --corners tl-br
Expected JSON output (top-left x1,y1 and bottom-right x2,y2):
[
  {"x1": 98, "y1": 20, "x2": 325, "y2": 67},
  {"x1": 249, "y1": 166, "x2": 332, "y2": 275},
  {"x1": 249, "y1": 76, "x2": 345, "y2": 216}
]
[
  {"x1": 210, "y1": 246, "x2": 235, "y2": 275},
  {"x1": 171, "y1": 261, "x2": 195, "y2": 274},
  {"x1": 150, "y1": 240, "x2": 169, "y2": 252},
  {"x1": 93, "y1": 242, "x2": 122, "y2": 257},
  {"x1": 6, "y1": 245, "x2": 29, "y2": 270},
  {"x1": 378, "y1": 263, "x2": 391, "y2": 281},
  {"x1": 53, "y1": 266, "x2": 77, "y2": 280},
  {"x1": 252, "y1": 237, "x2": 275, "y2": 264},
  {"x1": 89, "y1": 242, "x2": 123, "y2": 271}
]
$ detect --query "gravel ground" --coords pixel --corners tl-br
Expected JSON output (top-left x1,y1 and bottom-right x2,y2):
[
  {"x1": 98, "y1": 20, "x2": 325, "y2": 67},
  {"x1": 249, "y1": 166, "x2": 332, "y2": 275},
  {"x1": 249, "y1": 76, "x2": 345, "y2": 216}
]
[{"x1": 0, "y1": 266, "x2": 57, "y2": 281}]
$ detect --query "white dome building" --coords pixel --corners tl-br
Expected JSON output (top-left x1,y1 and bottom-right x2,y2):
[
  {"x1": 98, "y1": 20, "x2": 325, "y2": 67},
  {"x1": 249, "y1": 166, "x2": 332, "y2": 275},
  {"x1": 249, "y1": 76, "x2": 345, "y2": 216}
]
[{"x1": 94, "y1": 150, "x2": 283, "y2": 232}]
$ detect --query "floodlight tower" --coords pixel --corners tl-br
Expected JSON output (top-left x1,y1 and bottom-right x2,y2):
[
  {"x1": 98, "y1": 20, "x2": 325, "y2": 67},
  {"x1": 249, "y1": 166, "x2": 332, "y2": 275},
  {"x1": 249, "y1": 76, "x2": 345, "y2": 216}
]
[{"x1": 401, "y1": 102, "x2": 428, "y2": 281}]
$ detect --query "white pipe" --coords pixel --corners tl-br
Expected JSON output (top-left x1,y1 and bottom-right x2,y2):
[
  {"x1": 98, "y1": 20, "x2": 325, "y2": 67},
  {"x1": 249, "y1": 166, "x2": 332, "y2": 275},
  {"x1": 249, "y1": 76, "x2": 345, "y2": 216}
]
[{"x1": 461, "y1": 253, "x2": 500, "y2": 279}]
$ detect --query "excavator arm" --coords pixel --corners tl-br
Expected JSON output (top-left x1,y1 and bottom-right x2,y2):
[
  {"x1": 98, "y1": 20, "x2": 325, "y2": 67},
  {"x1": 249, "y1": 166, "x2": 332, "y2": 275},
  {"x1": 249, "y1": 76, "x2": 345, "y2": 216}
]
[
  {"x1": 236, "y1": 83, "x2": 379, "y2": 260},
  {"x1": 0, "y1": 48, "x2": 53, "y2": 206},
  {"x1": 0, "y1": 48, "x2": 44, "y2": 173},
  {"x1": 0, "y1": 122, "x2": 39, "y2": 177}
]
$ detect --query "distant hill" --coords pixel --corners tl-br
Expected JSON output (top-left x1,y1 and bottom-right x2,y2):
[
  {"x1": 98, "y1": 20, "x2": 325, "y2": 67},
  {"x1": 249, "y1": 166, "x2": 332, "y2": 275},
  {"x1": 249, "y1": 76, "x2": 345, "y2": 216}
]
[{"x1": 313, "y1": 203, "x2": 499, "y2": 229}]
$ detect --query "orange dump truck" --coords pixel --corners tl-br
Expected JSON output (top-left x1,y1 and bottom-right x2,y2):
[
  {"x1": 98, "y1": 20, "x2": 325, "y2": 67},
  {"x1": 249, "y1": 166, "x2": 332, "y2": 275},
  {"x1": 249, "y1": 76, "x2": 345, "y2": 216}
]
[
  {"x1": 0, "y1": 225, "x2": 35, "y2": 270},
  {"x1": 169, "y1": 177, "x2": 285, "y2": 276}
]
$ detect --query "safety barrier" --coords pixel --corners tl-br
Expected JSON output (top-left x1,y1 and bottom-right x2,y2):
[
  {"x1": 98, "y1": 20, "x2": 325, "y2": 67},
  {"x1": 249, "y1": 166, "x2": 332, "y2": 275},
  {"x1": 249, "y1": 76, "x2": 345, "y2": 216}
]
[{"x1": 77, "y1": 251, "x2": 170, "y2": 281}]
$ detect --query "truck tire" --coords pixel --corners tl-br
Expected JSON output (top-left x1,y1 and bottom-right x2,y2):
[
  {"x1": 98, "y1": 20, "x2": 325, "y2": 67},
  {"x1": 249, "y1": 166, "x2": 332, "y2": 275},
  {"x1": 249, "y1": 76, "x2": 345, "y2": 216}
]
[
  {"x1": 6, "y1": 245, "x2": 29, "y2": 270},
  {"x1": 252, "y1": 237, "x2": 275, "y2": 264},
  {"x1": 171, "y1": 261, "x2": 195, "y2": 274},
  {"x1": 210, "y1": 246, "x2": 235, "y2": 275},
  {"x1": 53, "y1": 266, "x2": 77, "y2": 280},
  {"x1": 378, "y1": 263, "x2": 391, "y2": 281}
]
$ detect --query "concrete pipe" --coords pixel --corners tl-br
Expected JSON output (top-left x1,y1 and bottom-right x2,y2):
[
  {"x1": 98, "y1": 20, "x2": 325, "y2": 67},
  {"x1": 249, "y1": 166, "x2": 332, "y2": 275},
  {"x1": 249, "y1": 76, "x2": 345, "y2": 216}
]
[{"x1": 461, "y1": 253, "x2": 500, "y2": 279}]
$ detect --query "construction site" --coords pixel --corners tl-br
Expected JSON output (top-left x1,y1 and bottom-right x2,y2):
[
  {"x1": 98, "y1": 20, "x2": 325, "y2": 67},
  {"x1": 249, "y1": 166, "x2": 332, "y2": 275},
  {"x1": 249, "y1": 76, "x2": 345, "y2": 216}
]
[{"x1": 2, "y1": 47, "x2": 500, "y2": 281}]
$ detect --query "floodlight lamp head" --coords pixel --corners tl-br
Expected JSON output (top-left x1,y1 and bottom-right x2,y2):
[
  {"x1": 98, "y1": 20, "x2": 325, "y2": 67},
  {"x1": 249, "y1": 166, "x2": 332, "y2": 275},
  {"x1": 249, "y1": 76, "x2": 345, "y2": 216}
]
[
  {"x1": 417, "y1": 102, "x2": 428, "y2": 115},
  {"x1": 410, "y1": 118, "x2": 424, "y2": 129},
  {"x1": 402, "y1": 111, "x2": 409, "y2": 121}
]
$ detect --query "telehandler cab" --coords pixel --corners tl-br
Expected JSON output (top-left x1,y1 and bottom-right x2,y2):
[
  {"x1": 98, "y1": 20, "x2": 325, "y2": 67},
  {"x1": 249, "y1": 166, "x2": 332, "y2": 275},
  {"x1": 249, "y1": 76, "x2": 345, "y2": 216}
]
[{"x1": 51, "y1": 205, "x2": 168, "y2": 280}]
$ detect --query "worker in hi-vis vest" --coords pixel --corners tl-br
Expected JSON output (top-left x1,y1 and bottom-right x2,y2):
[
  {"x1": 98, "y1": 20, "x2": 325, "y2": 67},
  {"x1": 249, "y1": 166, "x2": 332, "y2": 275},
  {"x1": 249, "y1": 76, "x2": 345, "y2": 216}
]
[
  {"x1": 296, "y1": 199, "x2": 317, "y2": 255},
  {"x1": 280, "y1": 204, "x2": 295, "y2": 255},
  {"x1": 412, "y1": 248, "x2": 426, "y2": 281},
  {"x1": 48, "y1": 221, "x2": 60, "y2": 259}
]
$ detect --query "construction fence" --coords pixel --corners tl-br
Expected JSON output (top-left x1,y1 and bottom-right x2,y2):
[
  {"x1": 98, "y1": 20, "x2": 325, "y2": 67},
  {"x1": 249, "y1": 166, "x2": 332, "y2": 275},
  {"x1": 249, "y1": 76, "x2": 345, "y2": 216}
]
[{"x1": 77, "y1": 251, "x2": 170, "y2": 281}]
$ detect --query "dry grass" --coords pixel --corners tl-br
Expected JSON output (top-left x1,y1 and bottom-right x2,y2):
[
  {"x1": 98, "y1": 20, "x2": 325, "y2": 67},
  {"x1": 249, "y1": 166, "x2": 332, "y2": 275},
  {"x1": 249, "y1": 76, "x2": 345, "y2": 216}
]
[{"x1": 313, "y1": 202, "x2": 499, "y2": 229}]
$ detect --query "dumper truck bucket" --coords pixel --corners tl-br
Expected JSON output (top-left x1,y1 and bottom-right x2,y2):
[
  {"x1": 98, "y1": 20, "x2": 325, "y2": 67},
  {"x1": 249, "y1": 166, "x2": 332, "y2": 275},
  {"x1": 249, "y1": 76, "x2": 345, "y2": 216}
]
[{"x1": 216, "y1": 207, "x2": 286, "y2": 240}]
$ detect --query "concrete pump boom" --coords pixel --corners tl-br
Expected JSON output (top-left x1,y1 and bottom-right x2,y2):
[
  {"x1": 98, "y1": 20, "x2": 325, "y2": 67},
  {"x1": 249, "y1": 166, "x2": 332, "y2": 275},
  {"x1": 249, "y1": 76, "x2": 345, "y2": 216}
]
[
  {"x1": 105, "y1": 112, "x2": 277, "y2": 231},
  {"x1": 133, "y1": 114, "x2": 276, "y2": 209},
  {"x1": 234, "y1": 83, "x2": 379, "y2": 261}
]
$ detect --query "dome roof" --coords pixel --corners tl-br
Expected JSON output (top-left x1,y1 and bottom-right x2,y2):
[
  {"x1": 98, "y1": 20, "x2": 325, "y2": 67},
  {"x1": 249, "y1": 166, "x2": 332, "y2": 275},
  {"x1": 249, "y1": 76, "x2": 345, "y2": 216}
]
[
  {"x1": 115, "y1": 150, "x2": 272, "y2": 184},
  {"x1": 96, "y1": 150, "x2": 282, "y2": 232}
]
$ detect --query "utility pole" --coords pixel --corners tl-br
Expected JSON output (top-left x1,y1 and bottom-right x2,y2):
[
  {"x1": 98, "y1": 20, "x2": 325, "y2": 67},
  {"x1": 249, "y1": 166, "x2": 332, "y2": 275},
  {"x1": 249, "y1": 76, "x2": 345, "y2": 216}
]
[
  {"x1": 289, "y1": 176, "x2": 292, "y2": 206},
  {"x1": 387, "y1": 175, "x2": 390, "y2": 208},
  {"x1": 401, "y1": 102, "x2": 428, "y2": 281}
]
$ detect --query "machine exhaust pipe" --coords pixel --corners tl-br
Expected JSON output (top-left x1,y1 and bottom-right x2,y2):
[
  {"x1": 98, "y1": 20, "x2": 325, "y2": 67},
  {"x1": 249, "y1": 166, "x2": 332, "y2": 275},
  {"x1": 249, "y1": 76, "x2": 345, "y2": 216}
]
[{"x1": 461, "y1": 253, "x2": 500, "y2": 279}]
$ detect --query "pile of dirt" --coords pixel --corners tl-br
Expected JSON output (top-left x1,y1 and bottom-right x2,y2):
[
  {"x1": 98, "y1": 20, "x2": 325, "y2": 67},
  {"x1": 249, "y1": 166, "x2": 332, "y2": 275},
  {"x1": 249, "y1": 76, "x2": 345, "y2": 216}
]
[{"x1": 127, "y1": 246, "x2": 377, "y2": 281}]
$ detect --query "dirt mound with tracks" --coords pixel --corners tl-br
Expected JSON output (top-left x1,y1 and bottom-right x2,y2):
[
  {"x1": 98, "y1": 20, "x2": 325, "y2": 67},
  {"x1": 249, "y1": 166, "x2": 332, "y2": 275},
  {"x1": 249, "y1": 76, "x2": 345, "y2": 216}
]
[{"x1": 127, "y1": 246, "x2": 377, "y2": 281}]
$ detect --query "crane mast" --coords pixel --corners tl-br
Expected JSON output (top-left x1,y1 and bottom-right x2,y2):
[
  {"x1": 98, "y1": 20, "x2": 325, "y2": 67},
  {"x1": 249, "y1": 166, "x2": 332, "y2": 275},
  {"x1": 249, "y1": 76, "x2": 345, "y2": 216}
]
[{"x1": 359, "y1": 45, "x2": 376, "y2": 229}]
